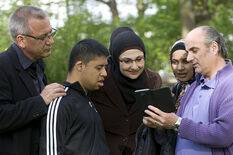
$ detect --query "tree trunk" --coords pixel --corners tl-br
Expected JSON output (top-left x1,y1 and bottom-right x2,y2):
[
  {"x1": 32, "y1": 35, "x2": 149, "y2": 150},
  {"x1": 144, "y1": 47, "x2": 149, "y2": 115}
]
[
  {"x1": 65, "y1": 0, "x2": 70, "y2": 18},
  {"x1": 96, "y1": 0, "x2": 119, "y2": 22},
  {"x1": 137, "y1": 0, "x2": 147, "y2": 17},
  {"x1": 180, "y1": 0, "x2": 195, "y2": 38},
  {"x1": 180, "y1": 0, "x2": 227, "y2": 37}
]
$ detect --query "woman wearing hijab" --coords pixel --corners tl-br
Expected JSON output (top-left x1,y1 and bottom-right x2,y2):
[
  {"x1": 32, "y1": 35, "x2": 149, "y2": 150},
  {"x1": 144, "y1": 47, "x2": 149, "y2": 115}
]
[
  {"x1": 91, "y1": 27, "x2": 162, "y2": 155},
  {"x1": 133, "y1": 40, "x2": 195, "y2": 155},
  {"x1": 170, "y1": 40, "x2": 195, "y2": 111}
]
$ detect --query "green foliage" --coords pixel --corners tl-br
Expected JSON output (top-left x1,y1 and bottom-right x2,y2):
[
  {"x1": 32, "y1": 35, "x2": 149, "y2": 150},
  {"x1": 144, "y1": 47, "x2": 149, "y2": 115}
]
[
  {"x1": 194, "y1": 0, "x2": 233, "y2": 59},
  {"x1": 209, "y1": 1, "x2": 233, "y2": 59},
  {"x1": 135, "y1": 0, "x2": 181, "y2": 72},
  {"x1": 1, "y1": 0, "x2": 233, "y2": 84},
  {"x1": 45, "y1": 8, "x2": 112, "y2": 83},
  {"x1": 0, "y1": 8, "x2": 13, "y2": 52},
  {"x1": 0, "y1": 0, "x2": 44, "y2": 52}
]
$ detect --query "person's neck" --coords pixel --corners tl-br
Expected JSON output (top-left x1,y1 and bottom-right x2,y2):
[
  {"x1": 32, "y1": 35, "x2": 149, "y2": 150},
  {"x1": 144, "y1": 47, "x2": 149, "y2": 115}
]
[
  {"x1": 66, "y1": 73, "x2": 88, "y2": 95},
  {"x1": 205, "y1": 58, "x2": 226, "y2": 82}
]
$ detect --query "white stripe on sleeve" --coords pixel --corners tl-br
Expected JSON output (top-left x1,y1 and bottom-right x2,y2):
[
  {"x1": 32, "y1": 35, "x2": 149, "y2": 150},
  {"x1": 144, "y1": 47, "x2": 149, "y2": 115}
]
[{"x1": 46, "y1": 87, "x2": 69, "y2": 155}]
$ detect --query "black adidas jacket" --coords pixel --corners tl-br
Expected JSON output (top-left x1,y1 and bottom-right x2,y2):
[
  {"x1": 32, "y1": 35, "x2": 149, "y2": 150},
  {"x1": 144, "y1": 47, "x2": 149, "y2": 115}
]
[{"x1": 40, "y1": 81, "x2": 109, "y2": 155}]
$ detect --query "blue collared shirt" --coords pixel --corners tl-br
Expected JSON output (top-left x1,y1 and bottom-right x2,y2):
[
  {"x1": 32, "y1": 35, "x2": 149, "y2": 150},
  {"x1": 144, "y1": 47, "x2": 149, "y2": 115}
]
[
  {"x1": 175, "y1": 75, "x2": 216, "y2": 155},
  {"x1": 13, "y1": 43, "x2": 46, "y2": 93}
]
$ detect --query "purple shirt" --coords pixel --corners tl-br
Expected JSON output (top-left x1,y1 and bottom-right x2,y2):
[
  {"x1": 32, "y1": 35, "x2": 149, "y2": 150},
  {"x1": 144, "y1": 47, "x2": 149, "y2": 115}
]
[
  {"x1": 176, "y1": 75, "x2": 215, "y2": 155},
  {"x1": 176, "y1": 60, "x2": 233, "y2": 155}
]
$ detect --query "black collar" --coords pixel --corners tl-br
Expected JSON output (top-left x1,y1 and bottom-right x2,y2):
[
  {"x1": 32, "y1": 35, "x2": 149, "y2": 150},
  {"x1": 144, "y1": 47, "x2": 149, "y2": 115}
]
[
  {"x1": 63, "y1": 81, "x2": 89, "y2": 97},
  {"x1": 12, "y1": 43, "x2": 46, "y2": 71}
]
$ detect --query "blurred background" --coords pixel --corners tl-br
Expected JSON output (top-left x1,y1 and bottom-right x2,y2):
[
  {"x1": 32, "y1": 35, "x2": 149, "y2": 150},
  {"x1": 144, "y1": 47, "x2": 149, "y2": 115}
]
[{"x1": 0, "y1": 0, "x2": 233, "y2": 87}]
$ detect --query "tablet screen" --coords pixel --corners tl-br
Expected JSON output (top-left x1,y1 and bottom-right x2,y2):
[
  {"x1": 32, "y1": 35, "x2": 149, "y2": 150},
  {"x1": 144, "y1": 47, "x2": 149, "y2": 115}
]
[{"x1": 134, "y1": 87, "x2": 175, "y2": 115}]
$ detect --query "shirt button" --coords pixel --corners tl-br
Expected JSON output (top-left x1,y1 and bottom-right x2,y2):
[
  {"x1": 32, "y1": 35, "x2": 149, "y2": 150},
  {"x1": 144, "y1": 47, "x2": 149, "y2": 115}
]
[
  {"x1": 122, "y1": 137, "x2": 128, "y2": 142},
  {"x1": 125, "y1": 119, "x2": 129, "y2": 122}
]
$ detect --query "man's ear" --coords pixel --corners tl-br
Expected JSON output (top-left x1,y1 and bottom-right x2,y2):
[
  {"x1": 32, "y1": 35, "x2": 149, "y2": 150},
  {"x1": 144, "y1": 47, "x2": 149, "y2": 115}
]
[
  {"x1": 74, "y1": 61, "x2": 84, "y2": 72},
  {"x1": 16, "y1": 35, "x2": 26, "y2": 49},
  {"x1": 211, "y1": 41, "x2": 219, "y2": 55}
]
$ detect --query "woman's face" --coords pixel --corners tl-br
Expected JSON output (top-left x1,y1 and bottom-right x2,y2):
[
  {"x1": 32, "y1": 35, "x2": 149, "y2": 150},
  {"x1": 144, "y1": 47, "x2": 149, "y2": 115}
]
[
  {"x1": 171, "y1": 50, "x2": 194, "y2": 83},
  {"x1": 119, "y1": 49, "x2": 145, "y2": 79}
]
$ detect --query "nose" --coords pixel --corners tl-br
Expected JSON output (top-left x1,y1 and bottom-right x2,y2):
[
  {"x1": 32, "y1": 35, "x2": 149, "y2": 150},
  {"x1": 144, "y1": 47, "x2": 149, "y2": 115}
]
[
  {"x1": 187, "y1": 52, "x2": 193, "y2": 62},
  {"x1": 101, "y1": 67, "x2": 107, "y2": 77},
  {"x1": 130, "y1": 61, "x2": 139, "y2": 70},
  {"x1": 46, "y1": 36, "x2": 54, "y2": 45},
  {"x1": 177, "y1": 63, "x2": 184, "y2": 70}
]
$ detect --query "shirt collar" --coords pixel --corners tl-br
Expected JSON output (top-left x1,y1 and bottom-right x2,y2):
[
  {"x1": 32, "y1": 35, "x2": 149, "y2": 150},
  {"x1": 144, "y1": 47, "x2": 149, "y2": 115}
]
[
  {"x1": 13, "y1": 43, "x2": 46, "y2": 70},
  {"x1": 200, "y1": 75, "x2": 216, "y2": 89},
  {"x1": 13, "y1": 43, "x2": 32, "y2": 70},
  {"x1": 196, "y1": 60, "x2": 230, "y2": 87},
  {"x1": 63, "y1": 81, "x2": 89, "y2": 97}
]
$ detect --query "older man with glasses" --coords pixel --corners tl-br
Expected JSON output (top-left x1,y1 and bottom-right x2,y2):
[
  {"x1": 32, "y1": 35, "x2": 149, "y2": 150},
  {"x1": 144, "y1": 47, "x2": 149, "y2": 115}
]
[
  {"x1": 21, "y1": 28, "x2": 57, "y2": 41},
  {"x1": 0, "y1": 5, "x2": 66, "y2": 155}
]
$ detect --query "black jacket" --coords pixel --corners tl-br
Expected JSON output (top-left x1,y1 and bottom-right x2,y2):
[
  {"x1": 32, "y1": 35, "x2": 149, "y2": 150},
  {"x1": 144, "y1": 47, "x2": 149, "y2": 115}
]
[
  {"x1": 0, "y1": 45, "x2": 48, "y2": 155},
  {"x1": 133, "y1": 124, "x2": 176, "y2": 155},
  {"x1": 91, "y1": 66, "x2": 162, "y2": 155},
  {"x1": 133, "y1": 124, "x2": 161, "y2": 155},
  {"x1": 40, "y1": 81, "x2": 109, "y2": 155}
]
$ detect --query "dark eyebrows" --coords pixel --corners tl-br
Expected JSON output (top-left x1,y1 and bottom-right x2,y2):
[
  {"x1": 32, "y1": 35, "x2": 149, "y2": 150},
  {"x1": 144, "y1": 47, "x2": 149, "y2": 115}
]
[
  {"x1": 121, "y1": 55, "x2": 144, "y2": 60},
  {"x1": 136, "y1": 55, "x2": 144, "y2": 59},
  {"x1": 96, "y1": 63, "x2": 107, "y2": 67}
]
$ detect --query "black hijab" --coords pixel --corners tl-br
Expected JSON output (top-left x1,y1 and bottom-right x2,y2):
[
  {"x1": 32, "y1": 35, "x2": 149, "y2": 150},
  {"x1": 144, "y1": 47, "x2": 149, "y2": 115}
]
[
  {"x1": 110, "y1": 29, "x2": 147, "y2": 110},
  {"x1": 109, "y1": 26, "x2": 134, "y2": 57},
  {"x1": 170, "y1": 40, "x2": 195, "y2": 85}
]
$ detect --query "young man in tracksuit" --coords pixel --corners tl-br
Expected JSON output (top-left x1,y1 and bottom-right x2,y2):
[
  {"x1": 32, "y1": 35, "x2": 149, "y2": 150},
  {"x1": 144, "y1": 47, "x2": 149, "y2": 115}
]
[{"x1": 40, "y1": 39, "x2": 110, "y2": 155}]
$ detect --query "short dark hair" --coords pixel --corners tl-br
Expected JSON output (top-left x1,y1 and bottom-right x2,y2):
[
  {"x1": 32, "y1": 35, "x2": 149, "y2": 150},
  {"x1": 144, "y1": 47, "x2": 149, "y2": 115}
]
[
  {"x1": 200, "y1": 26, "x2": 228, "y2": 59},
  {"x1": 68, "y1": 38, "x2": 109, "y2": 72}
]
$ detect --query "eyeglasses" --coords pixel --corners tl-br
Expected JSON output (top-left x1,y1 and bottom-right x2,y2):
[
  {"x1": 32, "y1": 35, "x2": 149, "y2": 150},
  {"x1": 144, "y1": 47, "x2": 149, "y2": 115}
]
[
  {"x1": 22, "y1": 28, "x2": 57, "y2": 41},
  {"x1": 119, "y1": 56, "x2": 144, "y2": 65}
]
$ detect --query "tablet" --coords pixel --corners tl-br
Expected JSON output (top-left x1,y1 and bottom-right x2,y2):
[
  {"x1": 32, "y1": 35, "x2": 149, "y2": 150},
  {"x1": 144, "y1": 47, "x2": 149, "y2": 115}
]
[{"x1": 134, "y1": 87, "x2": 175, "y2": 115}]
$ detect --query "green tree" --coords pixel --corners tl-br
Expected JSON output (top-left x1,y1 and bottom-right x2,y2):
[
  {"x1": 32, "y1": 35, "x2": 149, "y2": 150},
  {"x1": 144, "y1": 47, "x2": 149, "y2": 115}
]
[
  {"x1": 1, "y1": 0, "x2": 233, "y2": 84},
  {"x1": 44, "y1": 8, "x2": 112, "y2": 83}
]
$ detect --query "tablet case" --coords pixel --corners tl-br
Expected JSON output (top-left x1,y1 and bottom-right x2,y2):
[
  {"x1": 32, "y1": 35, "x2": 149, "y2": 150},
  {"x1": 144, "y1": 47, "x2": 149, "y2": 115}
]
[{"x1": 134, "y1": 87, "x2": 175, "y2": 115}]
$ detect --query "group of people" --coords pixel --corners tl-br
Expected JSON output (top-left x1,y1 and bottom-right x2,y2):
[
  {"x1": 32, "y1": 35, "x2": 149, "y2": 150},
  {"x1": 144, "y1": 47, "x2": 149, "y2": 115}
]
[{"x1": 0, "y1": 5, "x2": 233, "y2": 155}]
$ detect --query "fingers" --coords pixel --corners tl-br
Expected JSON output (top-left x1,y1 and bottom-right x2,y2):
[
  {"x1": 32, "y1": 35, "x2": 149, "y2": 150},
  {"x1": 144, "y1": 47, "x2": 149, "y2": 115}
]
[
  {"x1": 144, "y1": 106, "x2": 163, "y2": 122},
  {"x1": 143, "y1": 116, "x2": 163, "y2": 129},
  {"x1": 143, "y1": 117, "x2": 156, "y2": 128},
  {"x1": 40, "y1": 83, "x2": 66, "y2": 105},
  {"x1": 147, "y1": 105, "x2": 165, "y2": 116},
  {"x1": 143, "y1": 105, "x2": 178, "y2": 129}
]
